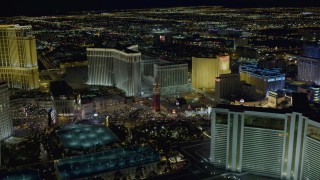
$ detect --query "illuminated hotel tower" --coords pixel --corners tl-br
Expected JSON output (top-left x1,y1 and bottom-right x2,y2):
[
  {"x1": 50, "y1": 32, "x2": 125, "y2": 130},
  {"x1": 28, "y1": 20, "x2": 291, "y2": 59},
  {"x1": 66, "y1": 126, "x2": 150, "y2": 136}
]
[
  {"x1": 87, "y1": 46, "x2": 141, "y2": 97},
  {"x1": 192, "y1": 55, "x2": 231, "y2": 90},
  {"x1": 0, "y1": 82, "x2": 13, "y2": 140},
  {"x1": 152, "y1": 82, "x2": 160, "y2": 112},
  {"x1": 0, "y1": 25, "x2": 39, "y2": 90},
  {"x1": 297, "y1": 43, "x2": 320, "y2": 85},
  {"x1": 211, "y1": 104, "x2": 320, "y2": 180}
]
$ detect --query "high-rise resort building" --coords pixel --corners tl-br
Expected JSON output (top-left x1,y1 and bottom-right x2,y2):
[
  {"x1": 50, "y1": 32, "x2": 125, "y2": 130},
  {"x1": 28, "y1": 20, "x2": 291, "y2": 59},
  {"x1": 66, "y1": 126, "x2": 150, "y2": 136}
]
[
  {"x1": 297, "y1": 56, "x2": 320, "y2": 85},
  {"x1": 87, "y1": 45, "x2": 141, "y2": 97},
  {"x1": 0, "y1": 82, "x2": 13, "y2": 140},
  {"x1": 192, "y1": 55, "x2": 231, "y2": 91},
  {"x1": 210, "y1": 104, "x2": 320, "y2": 180},
  {"x1": 0, "y1": 25, "x2": 39, "y2": 90},
  {"x1": 154, "y1": 62, "x2": 189, "y2": 95},
  {"x1": 303, "y1": 42, "x2": 320, "y2": 59},
  {"x1": 297, "y1": 42, "x2": 320, "y2": 85},
  {"x1": 141, "y1": 57, "x2": 190, "y2": 96}
]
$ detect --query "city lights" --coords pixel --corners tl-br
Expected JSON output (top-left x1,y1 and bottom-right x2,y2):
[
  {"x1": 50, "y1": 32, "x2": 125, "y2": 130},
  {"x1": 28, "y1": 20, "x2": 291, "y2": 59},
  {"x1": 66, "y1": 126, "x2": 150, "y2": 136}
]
[{"x1": 0, "y1": 2, "x2": 319, "y2": 180}]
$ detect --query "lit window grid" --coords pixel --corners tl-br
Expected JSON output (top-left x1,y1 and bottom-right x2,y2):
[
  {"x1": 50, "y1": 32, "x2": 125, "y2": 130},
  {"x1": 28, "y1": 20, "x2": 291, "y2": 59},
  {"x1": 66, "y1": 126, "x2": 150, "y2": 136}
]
[
  {"x1": 87, "y1": 48, "x2": 141, "y2": 97},
  {"x1": 0, "y1": 25, "x2": 39, "y2": 90},
  {"x1": 0, "y1": 83, "x2": 13, "y2": 140},
  {"x1": 210, "y1": 108, "x2": 320, "y2": 180}
]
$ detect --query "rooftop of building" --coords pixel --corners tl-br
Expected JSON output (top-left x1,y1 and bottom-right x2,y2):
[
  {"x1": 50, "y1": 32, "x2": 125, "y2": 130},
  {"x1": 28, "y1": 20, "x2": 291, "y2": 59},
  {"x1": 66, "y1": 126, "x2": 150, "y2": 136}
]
[
  {"x1": 50, "y1": 80, "x2": 74, "y2": 98},
  {"x1": 0, "y1": 24, "x2": 19, "y2": 28},
  {"x1": 215, "y1": 104, "x2": 290, "y2": 115},
  {"x1": 217, "y1": 73, "x2": 240, "y2": 78},
  {"x1": 240, "y1": 63, "x2": 285, "y2": 78},
  {"x1": 0, "y1": 169, "x2": 40, "y2": 180},
  {"x1": 141, "y1": 55, "x2": 160, "y2": 60},
  {"x1": 214, "y1": 103, "x2": 320, "y2": 123},
  {"x1": 58, "y1": 124, "x2": 118, "y2": 150},
  {"x1": 116, "y1": 45, "x2": 139, "y2": 54},
  {"x1": 298, "y1": 55, "x2": 320, "y2": 60},
  {"x1": 56, "y1": 146, "x2": 160, "y2": 180},
  {"x1": 300, "y1": 83, "x2": 320, "y2": 90},
  {"x1": 10, "y1": 90, "x2": 51, "y2": 100},
  {"x1": 141, "y1": 57, "x2": 168, "y2": 63},
  {"x1": 304, "y1": 41, "x2": 320, "y2": 48},
  {"x1": 62, "y1": 66, "x2": 88, "y2": 89},
  {"x1": 89, "y1": 44, "x2": 140, "y2": 54},
  {"x1": 155, "y1": 61, "x2": 188, "y2": 67},
  {"x1": 0, "y1": 24, "x2": 32, "y2": 29},
  {"x1": 192, "y1": 54, "x2": 229, "y2": 59}
]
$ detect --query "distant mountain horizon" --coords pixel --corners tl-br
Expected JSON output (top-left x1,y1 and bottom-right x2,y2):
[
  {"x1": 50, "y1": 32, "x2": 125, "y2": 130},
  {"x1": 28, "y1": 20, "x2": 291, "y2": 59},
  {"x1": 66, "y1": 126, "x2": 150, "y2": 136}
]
[{"x1": 0, "y1": 0, "x2": 319, "y2": 17}]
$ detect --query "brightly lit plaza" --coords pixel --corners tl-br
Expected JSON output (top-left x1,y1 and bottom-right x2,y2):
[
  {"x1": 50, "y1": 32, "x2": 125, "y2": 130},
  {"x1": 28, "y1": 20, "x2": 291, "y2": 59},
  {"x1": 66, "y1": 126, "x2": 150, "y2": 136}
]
[
  {"x1": 58, "y1": 124, "x2": 118, "y2": 149},
  {"x1": 55, "y1": 146, "x2": 160, "y2": 180}
]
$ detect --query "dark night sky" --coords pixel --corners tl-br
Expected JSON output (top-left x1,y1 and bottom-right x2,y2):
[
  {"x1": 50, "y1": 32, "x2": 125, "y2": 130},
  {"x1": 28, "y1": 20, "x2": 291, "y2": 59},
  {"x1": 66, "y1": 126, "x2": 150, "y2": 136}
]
[{"x1": 0, "y1": 0, "x2": 319, "y2": 16}]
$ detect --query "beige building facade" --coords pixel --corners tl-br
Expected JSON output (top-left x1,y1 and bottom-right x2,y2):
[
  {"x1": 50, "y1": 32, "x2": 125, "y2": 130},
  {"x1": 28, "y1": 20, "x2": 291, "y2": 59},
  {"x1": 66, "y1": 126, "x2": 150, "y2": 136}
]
[
  {"x1": 192, "y1": 55, "x2": 231, "y2": 91},
  {"x1": 0, "y1": 25, "x2": 39, "y2": 90}
]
